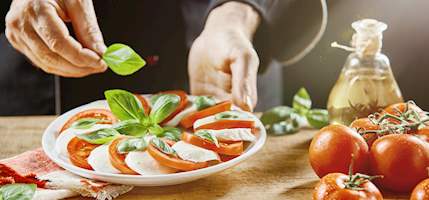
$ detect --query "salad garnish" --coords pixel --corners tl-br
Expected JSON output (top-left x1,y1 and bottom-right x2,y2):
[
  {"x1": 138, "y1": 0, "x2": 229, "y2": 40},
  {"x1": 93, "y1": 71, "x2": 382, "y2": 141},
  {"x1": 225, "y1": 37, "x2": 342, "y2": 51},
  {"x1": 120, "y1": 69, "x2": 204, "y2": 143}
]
[{"x1": 102, "y1": 43, "x2": 146, "y2": 76}]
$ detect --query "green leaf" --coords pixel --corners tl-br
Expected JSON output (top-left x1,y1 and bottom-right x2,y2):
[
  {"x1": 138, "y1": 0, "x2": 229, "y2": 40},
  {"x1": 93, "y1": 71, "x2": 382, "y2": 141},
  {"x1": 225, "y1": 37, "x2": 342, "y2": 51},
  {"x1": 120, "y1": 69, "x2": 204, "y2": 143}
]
[
  {"x1": 195, "y1": 130, "x2": 219, "y2": 147},
  {"x1": 102, "y1": 43, "x2": 146, "y2": 76},
  {"x1": 117, "y1": 137, "x2": 147, "y2": 154},
  {"x1": 194, "y1": 96, "x2": 216, "y2": 110},
  {"x1": 260, "y1": 106, "x2": 295, "y2": 125},
  {"x1": 105, "y1": 89, "x2": 146, "y2": 121},
  {"x1": 269, "y1": 114, "x2": 300, "y2": 135},
  {"x1": 0, "y1": 184, "x2": 36, "y2": 200},
  {"x1": 151, "y1": 137, "x2": 175, "y2": 155},
  {"x1": 150, "y1": 94, "x2": 180, "y2": 123},
  {"x1": 113, "y1": 119, "x2": 148, "y2": 136},
  {"x1": 148, "y1": 124, "x2": 164, "y2": 136},
  {"x1": 261, "y1": 106, "x2": 300, "y2": 135},
  {"x1": 71, "y1": 118, "x2": 106, "y2": 129},
  {"x1": 306, "y1": 109, "x2": 329, "y2": 129},
  {"x1": 77, "y1": 128, "x2": 119, "y2": 144},
  {"x1": 215, "y1": 111, "x2": 248, "y2": 120},
  {"x1": 292, "y1": 87, "x2": 312, "y2": 115},
  {"x1": 161, "y1": 127, "x2": 182, "y2": 142}
]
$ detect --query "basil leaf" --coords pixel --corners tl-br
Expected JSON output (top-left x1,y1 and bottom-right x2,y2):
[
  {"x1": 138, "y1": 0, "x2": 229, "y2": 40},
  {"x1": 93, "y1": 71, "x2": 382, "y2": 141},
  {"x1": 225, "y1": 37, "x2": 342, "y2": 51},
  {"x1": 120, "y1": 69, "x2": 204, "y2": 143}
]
[
  {"x1": 117, "y1": 137, "x2": 147, "y2": 154},
  {"x1": 194, "y1": 96, "x2": 216, "y2": 110},
  {"x1": 148, "y1": 124, "x2": 164, "y2": 136},
  {"x1": 71, "y1": 118, "x2": 105, "y2": 129},
  {"x1": 306, "y1": 109, "x2": 329, "y2": 129},
  {"x1": 113, "y1": 119, "x2": 148, "y2": 136},
  {"x1": 195, "y1": 130, "x2": 219, "y2": 147},
  {"x1": 150, "y1": 94, "x2": 180, "y2": 123},
  {"x1": 292, "y1": 87, "x2": 312, "y2": 115},
  {"x1": 269, "y1": 119, "x2": 300, "y2": 135},
  {"x1": 161, "y1": 127, "x2": 182, "y2": 142},
  {"x1": 151, "y1": 137, "x2": 175, "y2": 155},
  {"x1": 77, "y1": 128, "x2": 119, "y2": 144},
  {"x1": 261, "y1": 106, "x2": 300, "y2": 135},
  {"x1": 102, "y1": 43, "x2": 146, "y2": 76},
  {"x1": 215, "y1": 111, "x2": 249, "y2": 120},
  {"x1": 105, "y1": 89, "x2": 146, "y2": 121},
  {"x1": 261, "y1": 106, "x2": 295, "y2": 125},
  {"x1": 0, "y1": 184, "x2": 36, "y2": 200}
]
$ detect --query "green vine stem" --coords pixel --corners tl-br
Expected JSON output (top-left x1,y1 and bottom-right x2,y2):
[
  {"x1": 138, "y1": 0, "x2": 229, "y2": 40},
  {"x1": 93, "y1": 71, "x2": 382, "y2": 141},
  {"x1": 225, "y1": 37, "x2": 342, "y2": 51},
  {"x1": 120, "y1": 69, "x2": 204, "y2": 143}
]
[{"x1": 345, "y1": 154, "x2": 382, "y2": 191}]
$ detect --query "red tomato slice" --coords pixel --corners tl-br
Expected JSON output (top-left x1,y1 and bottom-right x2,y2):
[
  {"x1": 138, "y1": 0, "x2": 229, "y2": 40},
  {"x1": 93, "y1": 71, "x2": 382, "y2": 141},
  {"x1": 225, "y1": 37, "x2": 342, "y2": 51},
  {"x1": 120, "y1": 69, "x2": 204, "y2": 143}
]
[
  {"x1": 195, "y1": 119, "x2": 254, "y2": 130},
  {"x1": 108, "y1": 138, "x2": 138, "y2": 175},
  {"x1": 219, "y1": 154, "x2": 239, "y2": 162},
  {"x1": 180, "y1": 101, "x2": 232, "y2": 129},
  {"x1": 134, "y1": 94, "x2": 151, "y2": 115},
  {"x1": 60, "y1": 109, "x2": 117, "y2": 133},
  {"x1": 147, "y1": 143, "x2": 207, "y2": 171},
  {"x1": 182, "y1": 132, "x2": 244, "y2": 156},
  {"x1": 158, "y1": 90, "x2": 188, "y2": 124},
  {"x1": 67, "y1": 137, "x2": 99, "y2": 170}
]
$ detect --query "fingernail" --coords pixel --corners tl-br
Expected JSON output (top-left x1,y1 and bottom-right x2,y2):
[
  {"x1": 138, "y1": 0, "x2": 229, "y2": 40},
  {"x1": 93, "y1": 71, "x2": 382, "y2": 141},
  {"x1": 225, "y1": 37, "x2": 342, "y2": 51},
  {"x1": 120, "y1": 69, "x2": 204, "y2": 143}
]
[
  {"x1": 243, "y1": 95, "x2": 253, "y2": 112},
  {"x1": 94, "y1": 43, "x2": 107, "y2": 55}
]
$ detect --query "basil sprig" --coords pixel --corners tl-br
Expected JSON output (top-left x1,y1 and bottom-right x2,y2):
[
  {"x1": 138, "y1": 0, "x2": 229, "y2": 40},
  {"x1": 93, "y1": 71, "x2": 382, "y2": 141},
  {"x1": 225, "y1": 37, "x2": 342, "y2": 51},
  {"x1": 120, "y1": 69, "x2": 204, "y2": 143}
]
[
  {"x1": 103, "y1": 43, "x2": 146, "y2": 76},
  {"x1": 71, "y1": 118, "x2": 107, "y2": 129},
  {"x1": 105, "y1": 89, "x2": 146, "y2": 121},
  {"x1": 0, "y1": 184, "x2": 36, "y2": 200},
  {"x1": 194, "y1": 96, "x2": 216, "y2": 110},
  {"x1": 195, "y1": 130, "x2": 219, "y2": 147},
  {"x1": 151, "y1": 137, "x2": 175, "y2": 155},
  {"x1": 113, "y1": 119, "x2": 148, "y2": 136},
  {"x1": 77, "y1": 128, "x2": 120, "y2": 144},
  {"x1": 150, "y1": 94, "x2": 180, "y2": 124},
  {"x1": 160, "y1": 127, "x2": 182, "y2": 142},
  {"x1": 117, "y1": 137, "x2": 147, "y2": 154}
]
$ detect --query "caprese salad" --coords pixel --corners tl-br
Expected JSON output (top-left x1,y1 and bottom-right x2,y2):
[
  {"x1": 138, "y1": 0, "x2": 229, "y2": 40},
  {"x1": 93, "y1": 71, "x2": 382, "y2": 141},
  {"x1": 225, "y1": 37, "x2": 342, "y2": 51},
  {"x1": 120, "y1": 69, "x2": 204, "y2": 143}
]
[{"x1": 55, "y1": 89, "x2": 259, "y2": 175}]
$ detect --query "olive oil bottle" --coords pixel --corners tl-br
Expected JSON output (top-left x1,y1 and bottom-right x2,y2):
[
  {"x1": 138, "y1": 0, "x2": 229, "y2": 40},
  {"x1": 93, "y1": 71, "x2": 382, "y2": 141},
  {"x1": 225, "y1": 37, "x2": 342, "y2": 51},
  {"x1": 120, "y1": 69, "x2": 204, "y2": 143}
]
[{"x1": 327, "y1": 19, "x2": 403, "y2": 125}]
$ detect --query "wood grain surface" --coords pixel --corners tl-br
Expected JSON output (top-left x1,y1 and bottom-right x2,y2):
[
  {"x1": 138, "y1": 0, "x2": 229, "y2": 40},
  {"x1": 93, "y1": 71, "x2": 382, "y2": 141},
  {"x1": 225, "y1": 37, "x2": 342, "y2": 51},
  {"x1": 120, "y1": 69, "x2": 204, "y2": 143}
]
[{"x1": 0, "y1": 116, "x2": 408, "y2": 200}]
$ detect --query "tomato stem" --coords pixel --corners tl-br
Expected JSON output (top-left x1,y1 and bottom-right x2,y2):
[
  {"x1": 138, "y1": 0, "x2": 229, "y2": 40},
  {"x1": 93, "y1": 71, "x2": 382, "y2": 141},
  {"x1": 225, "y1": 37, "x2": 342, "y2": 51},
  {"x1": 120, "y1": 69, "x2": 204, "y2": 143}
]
[{"x1": 345, "y1": 154, "x2": 382, "y2": 191}]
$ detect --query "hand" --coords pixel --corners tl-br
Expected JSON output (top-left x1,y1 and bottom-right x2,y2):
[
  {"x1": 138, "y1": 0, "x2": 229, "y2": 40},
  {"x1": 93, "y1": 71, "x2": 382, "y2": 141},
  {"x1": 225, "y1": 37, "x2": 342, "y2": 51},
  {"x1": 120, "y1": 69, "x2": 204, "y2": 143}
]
[
  {"x1": 5, "y1": 0, "x2": 107, "y2": 77},
  {"x1": 188, "y1": 2, "x2": 260, "y2": 111}
]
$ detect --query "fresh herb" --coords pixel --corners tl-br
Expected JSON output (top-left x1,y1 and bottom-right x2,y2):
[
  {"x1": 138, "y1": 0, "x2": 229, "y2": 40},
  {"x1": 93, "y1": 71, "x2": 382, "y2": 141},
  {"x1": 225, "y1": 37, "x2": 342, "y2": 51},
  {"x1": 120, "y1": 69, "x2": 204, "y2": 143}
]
[
  {"x1": 113, "y1": 119, "x2": 147, "y2": 136},
  {"x1": 261, "y1": 87, "x2": 329, "y2": 135},
  {"x1": 194, "y1": 96, "x2": 216, "y2": 110},
  {"x1": 0, "y1": 184, "x2": 36, "y2": 200},
  {"x1": 195, "y1": 130, "x2": 219, "y2": 147},
  {"x1": 117, "y1": 137, "x2": 147, "y2": 154},
  {"x1": 103, "y1": 43, "x2": 146, "y2": 76},
  {"x1": 151, "y1": 137, "x2": 175, "y2": 155},
  {"x1": 160, "y1": 127, "x2": 182, "y2": 142},
  {"x1": 150, "y1": 94, "x2": 180, "y2": 123},
  {"x1": 215, "y1": 111, "x2": 246, "y2": 120},
  {"x1": 148, "y1": 124, "x2": 164, "y2": 136},
  {"x1": 105, "y1": 89, "x2": 146, "y2": 121},
  {"x1": 71, "y1": 118, "x2": 106, "y2": 129},
  {"x1": 77, "y1": 128, "x2": 119, "y2": 144}
]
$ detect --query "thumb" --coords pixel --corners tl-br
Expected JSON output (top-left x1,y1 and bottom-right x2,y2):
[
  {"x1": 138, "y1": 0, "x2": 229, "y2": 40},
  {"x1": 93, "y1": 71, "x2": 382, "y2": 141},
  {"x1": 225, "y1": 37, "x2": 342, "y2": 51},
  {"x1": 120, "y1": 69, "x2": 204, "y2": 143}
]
[
  {"x1": 64, "y1": 0, "x2": 106, "y2": 55},
  {"x1": 230, "y1": 50, "x2": 259, "y2": 112}
]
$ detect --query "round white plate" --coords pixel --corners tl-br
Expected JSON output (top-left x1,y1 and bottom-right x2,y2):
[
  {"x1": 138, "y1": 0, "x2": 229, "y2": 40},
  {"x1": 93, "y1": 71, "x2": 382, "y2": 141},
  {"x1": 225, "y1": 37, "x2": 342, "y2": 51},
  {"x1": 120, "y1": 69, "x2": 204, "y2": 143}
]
[{"x1": 42, "y1": 100, "x2": 266, "y2": 186}]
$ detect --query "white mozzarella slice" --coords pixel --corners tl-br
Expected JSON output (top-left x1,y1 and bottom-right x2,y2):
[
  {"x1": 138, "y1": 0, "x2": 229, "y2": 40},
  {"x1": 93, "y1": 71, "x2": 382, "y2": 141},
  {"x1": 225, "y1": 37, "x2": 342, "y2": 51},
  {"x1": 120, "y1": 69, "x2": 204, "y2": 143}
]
[
  {"x1": 164, "y1": 104, "x2": 198, "y2": 126},
  {"x1": 202, "y1": 128, "x2": 256, "y2": 142},
  {"x1": 87, "y1": 145, "x2": 121, "y2": 174},
  {"x1": 63, "y1": 124, "x2": 112, "y2": 136},
  {"x1": 55, "y1": 130, "x2": 76, "y2": 157},
  {"x1": 125, "y1": 151, "x2": 177, "y2": 175},
  {"x1": 193, "y1": 111, "x2": 253, "y2": 129},
  {"x1": 172, "y1": 141, "x2": 219, "y2": 163}
]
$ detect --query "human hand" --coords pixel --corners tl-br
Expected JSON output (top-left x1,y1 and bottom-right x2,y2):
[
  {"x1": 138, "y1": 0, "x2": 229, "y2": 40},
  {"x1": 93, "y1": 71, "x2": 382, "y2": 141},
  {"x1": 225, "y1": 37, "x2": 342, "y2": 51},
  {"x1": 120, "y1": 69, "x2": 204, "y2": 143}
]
[
  {"x1": 188, "y1": 2, "x2": 260, "y2": 111},
  {"x1": 5, "y1": 0, "x2": 107, "y2": 77}
]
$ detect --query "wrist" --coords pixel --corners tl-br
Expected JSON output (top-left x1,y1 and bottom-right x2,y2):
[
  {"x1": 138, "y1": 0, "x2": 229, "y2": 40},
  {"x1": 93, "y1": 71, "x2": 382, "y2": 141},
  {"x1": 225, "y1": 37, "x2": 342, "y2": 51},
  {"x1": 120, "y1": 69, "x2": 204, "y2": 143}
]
[{"x1": 204, "y1": 2, "x2": 260, "y2": 39}]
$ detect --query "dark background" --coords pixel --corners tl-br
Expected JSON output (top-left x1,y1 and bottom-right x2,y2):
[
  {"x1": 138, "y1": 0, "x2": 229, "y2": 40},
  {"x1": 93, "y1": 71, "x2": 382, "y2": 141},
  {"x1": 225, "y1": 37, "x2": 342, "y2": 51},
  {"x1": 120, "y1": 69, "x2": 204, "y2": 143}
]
[{"x1": 1, "y1": 0, "x2": 429, "y2": 111}]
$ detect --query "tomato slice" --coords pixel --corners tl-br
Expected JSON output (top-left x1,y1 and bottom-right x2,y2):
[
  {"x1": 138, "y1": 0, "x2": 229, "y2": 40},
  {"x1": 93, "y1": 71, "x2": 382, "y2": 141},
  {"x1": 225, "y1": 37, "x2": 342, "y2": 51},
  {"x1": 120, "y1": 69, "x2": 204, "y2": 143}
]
[
  {"x1": 60, "y1": 109, "x2": 117, "y2": 133},
  {"x1": 219, "y1": 154, "x2": 239, "y2": 162},
  {"x1": 180, "y1": 101, "x2": 232, "y2": 129},
  {"x1": 147, "y1": 143, "x2": 207, "y2": 171},
  {"x1": 195, "y1": 119, "x2": 254, "y2": 130},
  {"x1": 67, "y1": 137, "x2": 99, "y2": 170},
  {"x1": 159, "y1": 90, "x2": 188, "y2": 124},
  {"x1": 134, "y1": 94, "x2": 151, "y2": 115},
  {"x1": 108, "y1": 138, "x2": 138, "y2": 175},
  {"x1": 181, "y1": 132, "x2": 243, "y2": 156}
]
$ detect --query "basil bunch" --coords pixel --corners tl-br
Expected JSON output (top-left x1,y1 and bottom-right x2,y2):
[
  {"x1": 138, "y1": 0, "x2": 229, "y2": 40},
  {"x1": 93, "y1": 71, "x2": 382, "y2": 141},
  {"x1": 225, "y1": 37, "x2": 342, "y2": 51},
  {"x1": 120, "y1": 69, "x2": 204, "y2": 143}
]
[
  {"x1": 261, "y1": 88, "x2": 329, "y2": 135},
  {"x1": 0, "y1": 184, "x2": 36, "y2": 200}
]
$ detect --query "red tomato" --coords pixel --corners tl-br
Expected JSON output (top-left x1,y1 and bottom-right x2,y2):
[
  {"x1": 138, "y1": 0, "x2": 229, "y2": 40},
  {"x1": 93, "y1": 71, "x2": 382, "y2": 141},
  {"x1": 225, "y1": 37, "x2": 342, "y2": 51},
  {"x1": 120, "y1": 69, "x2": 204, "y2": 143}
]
[
  {"x1": 370, "y1": 134, "x2": 429, "y2": 192},
  {"x1": 108, "y1": 138, "x2": 138, "y2": 175},
  {"x1": 134, "y1": 94, "x2": 151, "y2": 115},
  {"x1": 158, "y1": 90, "x2": 188, "y2": 124},
  {"x1": 416, "y1": 127, "x2": 429, "y2": 143},
  {"x1": 411, "y1": 178, "x2": 429, "y2": 200},
  {"x1": 180, "y1": 101, "x2": 232, "y2": 129},
  {"x1": 60, "y1": 109, "x2": 117, "y2": 132},
  {"x1": 313, "y1": 173, "x2": 383, "y2": 200},
  {"x1": 383, "y1": 102, "x2": 422, "y2": 116},
  {"x1": 67, "y1": 137, "x2": 99, "y2": 170},
  {"x1": 350, "y1": 118, "x2": 380, "y2": 148},
  {"x1": 181, "y1": 132, "x2": 243, "y2": 156},
  {"x1": 309, "y1": 124, "x2": 370, "y2": 178}
]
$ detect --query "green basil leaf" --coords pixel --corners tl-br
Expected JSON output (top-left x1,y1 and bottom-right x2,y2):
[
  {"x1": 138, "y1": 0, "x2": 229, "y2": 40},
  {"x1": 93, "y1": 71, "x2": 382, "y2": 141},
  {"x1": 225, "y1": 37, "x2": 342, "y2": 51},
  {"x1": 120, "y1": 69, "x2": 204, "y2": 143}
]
[
  {"x1": 269, "y1": 119, "x2": 300, "y2": 135},
  {"x1": 77, "y1": 128, "x2": 119, "y2": 144},
  {"x1": 151, "y1": 137, "x2": 175, "y2": 155},
  {"x1": 105, "y1": 89, "x2": 146, "y2": 121},
  {"x1": 0, "y1": 184, "x2": 36, "y2": 200},
  {"x1": 306, "y1": 109, "x2": 329, "y2": 129},
  {"x1": 102, "y1": 43, "x2": 146, "y2": 76},
  {"x1": 194, "y1": 96, "x2": 216, "y2": 110},
  {"x1": 113, "y1": 119, "x2": 148, "y2": 136},
  {"x1": 71, "y1": 118, "x2": 105, "y2": 129},
  {"x1": 215, "y1": 111, "x2": 248, "y2": 120},
  {"x1": 292, "y1": 87, "x2": 312, "y2": 115},
  {"x1": 261, "y1": 106, "x2": 300, "y2": 135},
  {"x1": 260, "y1": 106, "x2": 295, "y2": 125},
  {"x1": 117, "y1": 137, "x2": 147, "y2": 154},
  {"x1": 195, "y1": 130, "x2": 219, "y2": 147},
  {"x1": 149, "y1": 94, "x2": 180, "y2": 123},
  {"x1": 161, "y1": 127, "x2": 182, "y2": 142},
  {"x1": 148, "y1": 124, "x2": 164, "y2": 136}
]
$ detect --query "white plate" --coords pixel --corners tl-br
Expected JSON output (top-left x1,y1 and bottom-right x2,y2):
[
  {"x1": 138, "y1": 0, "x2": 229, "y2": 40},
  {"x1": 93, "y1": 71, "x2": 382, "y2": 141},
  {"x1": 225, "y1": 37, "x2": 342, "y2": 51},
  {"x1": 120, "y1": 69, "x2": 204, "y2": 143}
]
[{"x1": 42, "y1": 100, "x2": 266, "y2": 186}]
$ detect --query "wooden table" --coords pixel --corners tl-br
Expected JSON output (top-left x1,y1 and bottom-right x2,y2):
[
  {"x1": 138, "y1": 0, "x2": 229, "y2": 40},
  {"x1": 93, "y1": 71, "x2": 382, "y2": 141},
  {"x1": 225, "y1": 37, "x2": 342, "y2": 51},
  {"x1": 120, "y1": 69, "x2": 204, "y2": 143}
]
[{"x1": 0, "y1": 116, "x2": 408, "y2": 200}]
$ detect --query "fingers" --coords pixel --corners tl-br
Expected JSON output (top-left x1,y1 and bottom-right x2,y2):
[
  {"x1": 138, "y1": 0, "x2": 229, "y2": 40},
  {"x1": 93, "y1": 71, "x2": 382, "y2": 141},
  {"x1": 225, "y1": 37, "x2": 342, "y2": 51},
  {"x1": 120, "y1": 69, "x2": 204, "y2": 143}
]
[{"x1": 64, "y1": 0, "x2": 107, "y2": 55}]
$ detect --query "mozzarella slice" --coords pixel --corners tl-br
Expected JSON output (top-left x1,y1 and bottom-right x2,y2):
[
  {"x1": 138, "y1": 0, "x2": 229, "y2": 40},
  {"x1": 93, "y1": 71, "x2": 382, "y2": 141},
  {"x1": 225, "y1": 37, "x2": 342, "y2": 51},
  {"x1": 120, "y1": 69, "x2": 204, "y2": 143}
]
[
  {"x1": 87, "y1": 145, "x2": 121, "y2": 174},
  {"x1": 125, "y1": 151, "x2": 177, "y2": 175},
  {"x1": 193, "y1": 111, "x2": 253, "y2": 129},
  {"x1": 55, "y1": 130, "x2": 76, "y2": 158},
  {"x1": 172, "y1": 141, "x2": 219, "y2": 163},
  {"x1": 63, "y1": 124, "x2": 112, "y2": 136},
  {"x1": 164, "y1": 104, "x2": 198, "y2": 126},
  {"x1": 201, "y1": 128, "x2": 256, "y2": 142}
]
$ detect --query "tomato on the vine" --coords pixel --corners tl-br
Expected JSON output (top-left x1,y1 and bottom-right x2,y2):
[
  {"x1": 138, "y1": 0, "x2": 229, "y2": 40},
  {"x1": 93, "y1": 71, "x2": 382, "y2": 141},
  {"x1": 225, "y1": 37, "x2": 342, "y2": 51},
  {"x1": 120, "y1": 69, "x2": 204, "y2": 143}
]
[{"x1": 350, "y1": 118, "x2": 380, "y2": 148}]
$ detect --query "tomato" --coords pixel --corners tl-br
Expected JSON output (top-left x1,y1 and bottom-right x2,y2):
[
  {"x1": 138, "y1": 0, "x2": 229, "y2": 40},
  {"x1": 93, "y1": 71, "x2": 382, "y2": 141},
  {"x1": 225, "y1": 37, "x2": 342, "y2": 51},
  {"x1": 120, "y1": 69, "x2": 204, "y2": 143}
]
[
  {"x1": 411, "y1": 178, "x2": 429, "y2": 200},
  {"x1": 219, "y1": 155, "x2": 239, "y2": 162},
  {"x1": 309, "y1": 124, "x2": 370, "y2": 178},
  {"x1": 195, "y1": 120, "x2": 254, "y2": 130},
  {"x1": 67, "y1": 137, "x2": 99, "y2": 170},
  {"x1": 313, "y1": 173, "x2": 383, "y2": 200},
  {"x1": 147, "y1": 143, "x2": 208, "y2": 171},
  {"x1": 134, "y1": 94, "x2": 151, "y2": 115},
  {"x1": 370, "y1": 134, "x2": 429, "y2": 192},
  {"x1": 383, "y1": 102, "x2": 422, "y2": 116},
  {"x1": 350, "y1": 118, "x2": 380, "y2": 148},
  {"x1": 108, "y1": 138, "x2": 138, "y2": 175},
  {"x1": 180, "y1": 101, "x2": 232, "y2": 129},
  {"x1": 159, "y1": 90, "x2": 188, "y2": 124},
  {"x1": 60, "y1": 109, "x2": 117, "y2": 132},
  {"x1": 416, "y1": 127, "x2": 429, "y2": 143},
  {"x1": 181, "y1": 132, "x2": 243, "y2": 156}
]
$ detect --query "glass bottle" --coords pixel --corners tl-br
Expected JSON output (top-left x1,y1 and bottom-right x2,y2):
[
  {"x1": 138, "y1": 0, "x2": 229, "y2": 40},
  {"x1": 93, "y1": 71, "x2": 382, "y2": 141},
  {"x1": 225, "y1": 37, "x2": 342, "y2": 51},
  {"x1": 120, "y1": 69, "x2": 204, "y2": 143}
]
[{"x1": 327, "y1": 19, "x2": 403, "y2": 125}]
